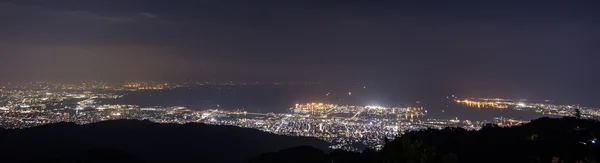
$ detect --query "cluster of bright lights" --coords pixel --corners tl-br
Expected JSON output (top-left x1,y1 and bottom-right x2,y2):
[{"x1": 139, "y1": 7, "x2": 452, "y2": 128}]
[
  {"x1": 365, "y1": 105, "x2": 384, "y2": 109},
  {"x1": 455, "y1": 100, "x2": 509, "y2": 109}
]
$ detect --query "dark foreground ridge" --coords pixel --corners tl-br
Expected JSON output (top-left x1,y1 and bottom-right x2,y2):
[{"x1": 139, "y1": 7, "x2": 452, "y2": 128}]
[
  {"x1": 0, "y1": 120, "x2": 330, "y2": 163},
  {"x1": 248, "y1": 117, "x2": 600, "y2": 163},
  {"x1": 2, "y1": 117, "x2": 599, "y2": 163}
]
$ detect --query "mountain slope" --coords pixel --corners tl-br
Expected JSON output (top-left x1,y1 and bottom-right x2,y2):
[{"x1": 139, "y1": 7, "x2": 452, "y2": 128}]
[{"x1": 0, "y1": 120, "x2": 330, "y2": 163}]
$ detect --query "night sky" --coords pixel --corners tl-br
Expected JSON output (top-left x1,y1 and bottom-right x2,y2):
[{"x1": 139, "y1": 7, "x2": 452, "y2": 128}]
[{"x1": 0, "y1": 1, "x2": 598, "y2": 103}]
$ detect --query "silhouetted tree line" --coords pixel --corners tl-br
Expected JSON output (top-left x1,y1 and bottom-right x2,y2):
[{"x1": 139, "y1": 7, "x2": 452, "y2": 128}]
[{"x1": 247, "y1": 117, "x2": 600, "y2": 163}]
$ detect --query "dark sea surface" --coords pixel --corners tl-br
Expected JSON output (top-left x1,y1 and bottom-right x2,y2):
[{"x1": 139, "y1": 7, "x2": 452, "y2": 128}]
[{"x1": 99, "y1": 85, "x2": 547, "y2": 121}]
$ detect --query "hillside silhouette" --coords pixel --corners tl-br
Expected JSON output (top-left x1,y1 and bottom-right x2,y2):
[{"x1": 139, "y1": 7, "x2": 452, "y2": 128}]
[
  {"x1": 2, "y1": 117, "x2": 599, "y2": 163},
  {"x1": 247, "y1": 117, "x2": 600, "y2": 163},
  {"x1": 0, "y1": 120, "x2": 330, "y2": 163}
]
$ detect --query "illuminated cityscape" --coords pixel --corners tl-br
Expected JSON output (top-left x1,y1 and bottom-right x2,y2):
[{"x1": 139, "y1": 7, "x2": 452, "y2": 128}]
[
  {"x1": 1, "y1": 82, "x2": 599, "y2": 151},
  {"x1": 455, "y1": 99, "x2": 509, "y2": 109},
  {"x1": 0, "y1": 0, "x2": 597, "y2": 162},
  {"x1": 454, "y1": 98, "x2": 600, "y2": 118}
]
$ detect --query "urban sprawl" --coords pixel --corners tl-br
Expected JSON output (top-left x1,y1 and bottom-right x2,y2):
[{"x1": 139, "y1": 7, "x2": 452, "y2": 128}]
[{"x1": 1, "y1": 82, "x2": 598, "y2": 151}]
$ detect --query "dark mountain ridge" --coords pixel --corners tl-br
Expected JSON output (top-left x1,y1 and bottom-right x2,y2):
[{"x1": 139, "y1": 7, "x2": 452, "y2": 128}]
[
  {"x1": 0, "y1": 120, "x2": 330, "y2": 163},
  {"x1": 248, "y1": 117, "x2": 600, "y2": 163},
  {"x1": 3, "y1": 117, "x2": 599, "y2": 163}
]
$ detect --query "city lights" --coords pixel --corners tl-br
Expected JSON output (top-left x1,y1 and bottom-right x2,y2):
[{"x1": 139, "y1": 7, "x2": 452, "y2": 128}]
[
  {"x1": 1, "y1": 82, "x2": 599, "y2": 151},
  {"x1": 455, "y1": 99, "x2": 509, "y2": 109}
]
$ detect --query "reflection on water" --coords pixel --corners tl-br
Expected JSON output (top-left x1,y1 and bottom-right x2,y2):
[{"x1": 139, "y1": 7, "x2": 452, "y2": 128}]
[
  {"x1": 425, "y1": 100, "x2": 545, "y2": 122},
  {"x1": 455, "y1": 99, "x2": 509, "y2": 109},
  {"x1": 98, "y1": 86, "x2": 549, "y2": 122}
]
